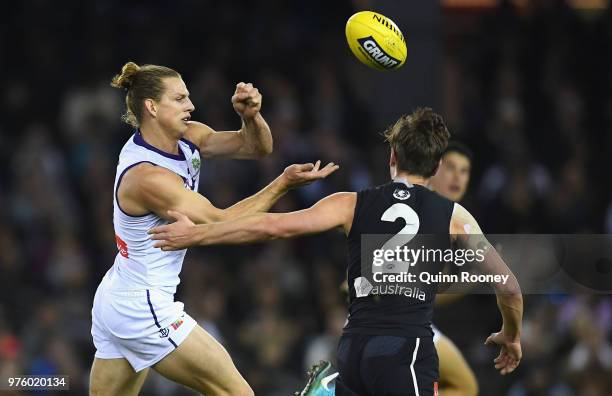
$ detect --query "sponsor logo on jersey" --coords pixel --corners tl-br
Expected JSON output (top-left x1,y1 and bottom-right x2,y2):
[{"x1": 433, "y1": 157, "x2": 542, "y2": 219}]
[
  {"x1": 191, "y1": 157, "x2": 201, "y2": 170},
  {"x1": 159, "y1": 328, "x2": 169, "y2": 338},
  {"x1": 393, "y1": 188, "x2": 410, "y2": 200},
  {"x1": 355, "y1": 276, "x2": 426, "y2": 301},
  {"x1": 357, "y1": 36, "x2": 400, "y2": 69},
  {"x1": 189, "y1": 156, "x2": 201, "y2": 180},
  {"x1": 185, "y1": 155, "x2": 201, "y2": 190},
  {"x1": 115, "y1": 234, "x2": 129, "y2": 258},
  {"x1": 170, "y1": 318, "x2": 184, "y2": 331},
  {"x1": 354, "y1": 276, "x2": 373, "y2": 297}
]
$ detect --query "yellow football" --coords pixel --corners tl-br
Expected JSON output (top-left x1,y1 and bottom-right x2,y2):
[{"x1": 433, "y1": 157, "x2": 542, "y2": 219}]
[{"x1": 345, "y1": 11, "x2": 407, "y2": 71}]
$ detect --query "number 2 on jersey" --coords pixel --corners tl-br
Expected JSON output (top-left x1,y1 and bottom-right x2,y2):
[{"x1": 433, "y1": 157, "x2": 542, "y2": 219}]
[{"x1": 377, "y1": 203, "x2": 420, "y2": 273}]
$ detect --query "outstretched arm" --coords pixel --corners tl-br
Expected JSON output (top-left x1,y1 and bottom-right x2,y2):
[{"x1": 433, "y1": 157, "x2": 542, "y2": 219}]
[
  {"x1": 450, "y1": 203, "x2": 523, "y2": 375},
  {"x1": 149, "y1": 192, "x2": 357, "y2": 250},
  {"x1": 123, "y1": 161, "x2": 338, "y2": 224},
  {"x1": 184, "y1": 82, "x2": 273, "y2": 159},
  {"x1": 222, "y1": 161, "x2": 339, "y2": 219}
]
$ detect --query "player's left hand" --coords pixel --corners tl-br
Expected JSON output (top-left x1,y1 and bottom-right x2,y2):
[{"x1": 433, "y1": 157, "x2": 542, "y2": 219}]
[
  {"x1": 485, "y1": 331, "x2": 522, "y2": 375},
  {"x1": 149, "y1": 210, "x2": 197, "y2": 251},
  {"x1": 232, "y1": 82, "x2": 262, "y2": 119},
  {"x1": 282, "y1": 160, "x2": 340, "y2": 189}
]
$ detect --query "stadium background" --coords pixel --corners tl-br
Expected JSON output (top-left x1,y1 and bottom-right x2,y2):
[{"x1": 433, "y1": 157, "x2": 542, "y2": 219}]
[{"x1": 1, "y1": 0, "x2": 611, "y2": 394}]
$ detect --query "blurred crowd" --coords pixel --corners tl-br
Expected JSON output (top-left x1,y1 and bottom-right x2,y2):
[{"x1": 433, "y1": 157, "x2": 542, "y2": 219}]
[{"x1": 0, "y1": 1, "x2": 611, "y2": 395}]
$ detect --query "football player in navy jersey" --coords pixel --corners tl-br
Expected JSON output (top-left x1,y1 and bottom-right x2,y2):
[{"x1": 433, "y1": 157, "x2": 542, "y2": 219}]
[{"x1": 151, "y1": 108, "x2": 523, "y2": 396}]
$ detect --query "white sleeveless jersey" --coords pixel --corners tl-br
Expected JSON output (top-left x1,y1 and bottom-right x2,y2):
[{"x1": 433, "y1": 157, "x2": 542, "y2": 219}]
[{"x1": 107, "y1": 131, "x2": 201, "y2": 295}]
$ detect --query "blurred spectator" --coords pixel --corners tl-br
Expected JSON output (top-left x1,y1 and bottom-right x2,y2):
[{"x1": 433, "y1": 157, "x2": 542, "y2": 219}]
[{"x1": 303, "y1": 304, "x2": 347, "y2": 370}]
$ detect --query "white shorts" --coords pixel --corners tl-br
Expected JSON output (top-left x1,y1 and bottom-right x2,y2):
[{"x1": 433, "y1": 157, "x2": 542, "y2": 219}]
[
  {"x1": 431, "y1": 324, "x2": 442, "y2": 344},
  {"x1": 91, "y1": 282, "x2": 196, "y2": 372}
]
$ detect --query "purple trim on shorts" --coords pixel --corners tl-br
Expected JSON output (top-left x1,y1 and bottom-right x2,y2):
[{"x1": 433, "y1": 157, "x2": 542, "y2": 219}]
[
  {"x1": 180, "y1": 138, "x2": 199, "y2": 154},
  {"x1": 115, "y1": 161, "x2": 155, "y2": 217},
  {"x1": 147, "y1": 290, "x2": 179, "y2": 349},
  {"x1": 133, "y1": 130, "x2": 186, "y2": 160},
  {"x1": 146, "y1": 289, "x2": 161, "y2": 328}
]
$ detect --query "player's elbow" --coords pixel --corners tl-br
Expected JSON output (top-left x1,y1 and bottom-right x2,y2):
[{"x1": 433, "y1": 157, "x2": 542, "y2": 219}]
[
  {"x1": 499, "y1": 290, "x2": 523, "y2": 307},
  {"x1": 262, "y1": 214, "x2": 293, "y2": 240},
  {"x1": 261, "y1": 140, "x2": 273, "y2": 156},
  {"x1": 254, "y1": 141, "x2": 273, "y2": 157},
  {"x1": 495, "y1": 274, "x2": 522, "y2": 297}
]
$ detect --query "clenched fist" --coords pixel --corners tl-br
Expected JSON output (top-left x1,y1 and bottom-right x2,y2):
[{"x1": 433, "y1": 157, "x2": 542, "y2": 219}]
[{"x1": 232, "y1": 82, "x2": 262, "y2": 119}]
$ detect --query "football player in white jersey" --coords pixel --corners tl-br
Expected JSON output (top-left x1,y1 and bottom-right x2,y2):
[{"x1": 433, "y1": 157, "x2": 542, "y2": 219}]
[{"x1": 89, "y1": 62, "x2": 338, "y2": 396}]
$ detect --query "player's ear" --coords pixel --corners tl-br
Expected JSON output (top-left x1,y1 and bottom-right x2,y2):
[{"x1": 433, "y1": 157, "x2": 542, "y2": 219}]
[{"x1": 144, "y1": 99, "x2": 157, "y2": 118}]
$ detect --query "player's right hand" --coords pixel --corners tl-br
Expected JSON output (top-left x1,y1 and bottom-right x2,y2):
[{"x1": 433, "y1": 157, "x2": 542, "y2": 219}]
[
  {"x1": 484, "y1": 331, "x2": 522, "y2": 375},
  {"x1": 282, "y1": 160, "x2": 339, "y2": 189}
]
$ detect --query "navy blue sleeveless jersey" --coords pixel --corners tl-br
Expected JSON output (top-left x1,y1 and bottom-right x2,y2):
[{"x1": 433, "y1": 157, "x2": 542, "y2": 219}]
[{"x1": 343, "y1": 181, "x2": 455, "y2": 338}]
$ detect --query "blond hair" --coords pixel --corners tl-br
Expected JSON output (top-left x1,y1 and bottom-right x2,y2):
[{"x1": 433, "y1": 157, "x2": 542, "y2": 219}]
[{"x1": 111, "y1": 62, "x2": 180, "y2": 128}]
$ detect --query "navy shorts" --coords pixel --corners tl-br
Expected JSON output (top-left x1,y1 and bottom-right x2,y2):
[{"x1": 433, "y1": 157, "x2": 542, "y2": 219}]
[{"x1": 336, "y1": 334, "x2": 438, "y2": 396}]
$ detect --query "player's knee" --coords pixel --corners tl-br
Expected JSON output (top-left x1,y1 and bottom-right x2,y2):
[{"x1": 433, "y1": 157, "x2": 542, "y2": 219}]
[
  {"x1": 192, "y1": 377, "x2": 253, "y2": 396},
  {"x1": 228, "y1": 382, "x2": 254, "y2": 396},
  {"x1": 236, "y1": 388, "x2": 255, "y2": 396},
  {"x1": 463, "y1": 372, "x2": 479, "y2": 396},
  {"x1": 212, "y1": 385, "x2": 253, "y2": 396},
  {"x1": 89, "y1": 380, "x2": 105, "y2": 396}
]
